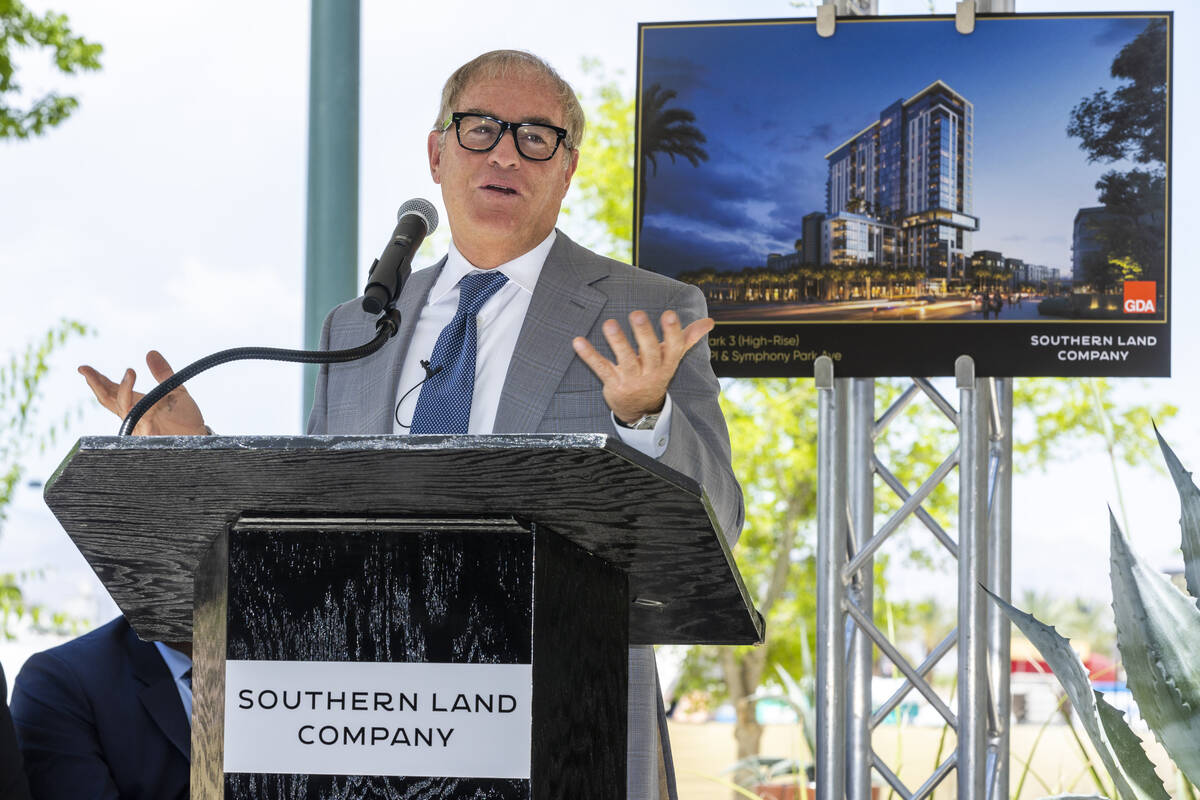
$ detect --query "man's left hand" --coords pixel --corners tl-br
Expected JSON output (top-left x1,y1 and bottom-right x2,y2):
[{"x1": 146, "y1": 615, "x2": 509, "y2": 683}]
[{"x1": 572, "y1": 309, "x2": 714, "y2": 425}]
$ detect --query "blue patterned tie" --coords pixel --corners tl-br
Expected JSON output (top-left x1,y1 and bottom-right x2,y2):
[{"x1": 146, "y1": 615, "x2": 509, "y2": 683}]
[{"x1": 410, "y1": 270, "x2": 510, "y2": 434}]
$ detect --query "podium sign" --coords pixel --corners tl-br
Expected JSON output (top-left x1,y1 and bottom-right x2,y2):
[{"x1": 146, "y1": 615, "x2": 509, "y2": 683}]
[
  {"x1": 223, "y1": 660, "x2": 533, "y2": 778},
  {"x1": 199, "y1": 518, "x2": 626, "y2": 797}
]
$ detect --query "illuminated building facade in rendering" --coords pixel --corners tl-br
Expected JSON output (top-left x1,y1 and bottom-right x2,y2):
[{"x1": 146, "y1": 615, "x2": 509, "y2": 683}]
[{"x1": 824, "y1": 80, "x2": 980, "y2": 279}]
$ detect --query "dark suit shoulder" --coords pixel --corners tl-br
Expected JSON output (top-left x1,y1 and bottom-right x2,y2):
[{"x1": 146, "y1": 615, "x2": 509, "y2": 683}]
[
  {"x1": 9, "y1": 619, "x2": 132, "y2": 770},
  {"x1": 30, "y1": 616, "x2": 127, "y2": 656},
  {"x1": 13, "y1": 616, "x2": 166, "y2": 699},
  {"x1": 17, "y1": 616, "x2": 130, "y2": 673},
  {"x1": 11, "y1": 617, "x2": 188, "y2": 800}
]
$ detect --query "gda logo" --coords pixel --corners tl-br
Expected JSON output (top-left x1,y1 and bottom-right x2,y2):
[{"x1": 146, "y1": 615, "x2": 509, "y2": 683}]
[{"x1": 1123, "y1": 281, "x2": 1156, "y2": 314}]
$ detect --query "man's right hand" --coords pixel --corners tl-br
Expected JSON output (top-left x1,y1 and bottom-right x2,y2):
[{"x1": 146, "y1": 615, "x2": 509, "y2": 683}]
[{"x1": 78, "y1": 350, "x2": 207, "y2": 436}]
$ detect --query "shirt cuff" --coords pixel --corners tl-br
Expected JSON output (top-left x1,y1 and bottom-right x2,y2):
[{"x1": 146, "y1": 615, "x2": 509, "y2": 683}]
[{"x1": 611, "y1": 395, "x2": 672, "y2": 458}]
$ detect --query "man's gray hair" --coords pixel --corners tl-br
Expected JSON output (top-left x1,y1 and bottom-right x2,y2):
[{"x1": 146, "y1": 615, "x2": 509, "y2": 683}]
[{"x1": 434, "y1": 50, "x2": 586, "y2": 151}]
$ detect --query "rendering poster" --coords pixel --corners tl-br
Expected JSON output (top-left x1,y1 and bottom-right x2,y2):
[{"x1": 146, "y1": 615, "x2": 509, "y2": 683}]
[{"x1": 634, "y1": 13, "x2": 1171, "y2": 377}]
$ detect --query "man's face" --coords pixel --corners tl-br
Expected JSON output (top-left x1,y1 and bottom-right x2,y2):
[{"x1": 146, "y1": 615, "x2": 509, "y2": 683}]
[{"x1": 428, "y1": 71, "x2": 579, "y2": 268}]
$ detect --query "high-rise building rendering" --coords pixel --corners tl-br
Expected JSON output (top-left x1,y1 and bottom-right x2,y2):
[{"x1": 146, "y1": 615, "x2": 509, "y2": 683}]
[
  {"x1": 823, "y1": 80, "x2": 979, "y2": 279},
  {"x1": 801, "y1": 212, "x2": 825, "y2": 266},
  {"x1": 1071, "y1": 206, "x2": 1113, "y2": 284}
]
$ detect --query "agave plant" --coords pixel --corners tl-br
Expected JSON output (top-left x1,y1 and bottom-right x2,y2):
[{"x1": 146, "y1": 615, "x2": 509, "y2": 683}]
[
  {"x1": 724, "y1": 660, "x2": 817, "y2": 793},
  {"x1": 989, "y1": 428, "x2": 1200, "y2": 800}
]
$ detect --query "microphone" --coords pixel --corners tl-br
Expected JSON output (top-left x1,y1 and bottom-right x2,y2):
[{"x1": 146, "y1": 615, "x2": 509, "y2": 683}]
[{"x1": 362, "y1": 198, "x2": 439, "y2": 314}]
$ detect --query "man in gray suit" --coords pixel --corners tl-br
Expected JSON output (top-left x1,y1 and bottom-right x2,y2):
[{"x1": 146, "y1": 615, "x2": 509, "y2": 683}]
[{"x1": 82, "y1": 49, "x2": 742, "y2": 799}]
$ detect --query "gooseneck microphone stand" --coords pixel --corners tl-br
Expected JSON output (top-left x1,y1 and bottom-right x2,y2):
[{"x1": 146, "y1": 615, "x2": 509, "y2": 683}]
[
  {"x1": 118, "y1": 199, "x2": 439, "y2": 437},
  {"x1": 118, "y1": 309, "x2": 401, "y2": 436}
]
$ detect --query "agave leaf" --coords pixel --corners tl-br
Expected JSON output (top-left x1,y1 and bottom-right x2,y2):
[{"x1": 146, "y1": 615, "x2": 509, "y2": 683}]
[
  {"x1": 986, "y1": 588, "x2": 1169, "y2": 800},
  {"x1": 1038, "y1": 796, "x2": 1111, "y2": 799},
  {"x1": 1154, "y1": 426, "x2": 1200, "y2": 604},
  {"x1": 766, "y1": 759, "x2": 806, "y2": 779},
  {"x1": 1096, "y1": 694, "x2": 1151, "y2": 795},
  {"x1": 774, "y1": 663, "x2": 816, "y2": 757},
  {"x1": 1110, "y1": 512, "x2": 1200, "y2": 787},
  {"x1": 721, "y1": 755, "x2": 785, "y2": 777}
]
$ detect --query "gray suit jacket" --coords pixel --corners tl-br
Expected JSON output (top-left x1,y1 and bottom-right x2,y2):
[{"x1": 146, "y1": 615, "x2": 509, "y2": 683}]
[{"x1": 307, "y1": 230, "x2": 743, "y2": 798}]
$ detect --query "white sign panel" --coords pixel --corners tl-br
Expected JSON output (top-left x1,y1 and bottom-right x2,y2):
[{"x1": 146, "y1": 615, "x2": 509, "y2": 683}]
[{"x1": 224, "y1": 660, "x2": 532, "y2": 779}]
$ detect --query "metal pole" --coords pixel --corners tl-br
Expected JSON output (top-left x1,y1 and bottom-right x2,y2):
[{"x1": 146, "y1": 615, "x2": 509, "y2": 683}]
[
  {"x1": 846, "y1": 378, "x2": 874, "y2": 800},
  {"x1": 302, "y1": 0, "x2": 361, "y2": 419},
  {"x1": 956, "y1": 357, "x2": 988, "y2": 799},
  {"x1": 816, "y1": 356, "x2": 846, "y2": 800},
  {"x1": 986, "y1": 378, "x2": 1013, "y2": 799}
]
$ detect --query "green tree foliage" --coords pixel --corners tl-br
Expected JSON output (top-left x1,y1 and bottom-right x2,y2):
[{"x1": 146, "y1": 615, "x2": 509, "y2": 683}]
[
  {"x1": 1068, "y1": 19, "x2": 1167, "y2": 289},
  {"x1": 0, "y1": 0, "x2": 102, "y2": 139},
  {"x1": 1081, "y1": 250, "x2": 1124, "y2": 295},
  {"x1": 0, "y1": 320, "x2": 90, "y2": 638},
  {"x1": 564, "y1": 59, "x2": 635, "y2": 263},
  {"x1": 565, "y1": 60, "x2": 1178, "y2": 768},
  {"x1": 708, "y1": 380, "x2": 819, "y2": 762},
  {"x1": 0, "y1": 4, "x2": 98, "y2": 638},
  {"x1": 0, "y1": 321, "x2": 88, "y2": 524},
  {"x1": 1094, "y1": 167, "x2": 1165, "y2": 287},
  {"x1": 1067, "y1": 19, "x2": 1167, "y2": 167}
]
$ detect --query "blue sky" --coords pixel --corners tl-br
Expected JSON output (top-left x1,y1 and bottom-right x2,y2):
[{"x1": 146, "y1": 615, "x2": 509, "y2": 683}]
[{"x1": 638, "y1": 14, "x2": 1162, "y2": 275}]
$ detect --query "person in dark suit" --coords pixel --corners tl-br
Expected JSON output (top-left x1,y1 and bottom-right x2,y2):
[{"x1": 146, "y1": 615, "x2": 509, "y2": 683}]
[
  {"x1": 10, "y1": 617, "x2": 189, "y2": 800},
  {"x1": 0, "y1": 661, "x2": 32, "y2": 800},
  {"x1": 78, "y1": 50, "x2": 742, "y2": 799}
]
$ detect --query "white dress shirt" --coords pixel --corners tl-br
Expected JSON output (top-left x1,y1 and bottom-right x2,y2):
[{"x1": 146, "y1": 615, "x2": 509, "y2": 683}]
[{"x1": 392, "y1": 230, "x2": 671, "y2": 456}]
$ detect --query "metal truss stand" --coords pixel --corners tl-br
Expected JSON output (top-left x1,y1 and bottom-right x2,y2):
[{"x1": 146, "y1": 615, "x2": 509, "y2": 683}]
[{"x1": 815, "y1": 355, "x2": 1012, "y2": 800}]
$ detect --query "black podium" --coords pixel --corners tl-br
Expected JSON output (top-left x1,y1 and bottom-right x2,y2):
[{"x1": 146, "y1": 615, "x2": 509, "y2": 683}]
[{"x1": 44, "y1": 434, "x2": 762, "y2": 799}]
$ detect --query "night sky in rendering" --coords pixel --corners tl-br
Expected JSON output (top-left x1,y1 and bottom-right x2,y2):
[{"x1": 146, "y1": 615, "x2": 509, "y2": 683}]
[{"x1": 635, "y1": 14, "x2": 1160, "y2": 278}]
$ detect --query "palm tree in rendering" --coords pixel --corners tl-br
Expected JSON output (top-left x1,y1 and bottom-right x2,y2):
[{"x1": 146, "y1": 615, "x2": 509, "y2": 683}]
[{"x1": 637, "y1": 83, "x2": 709, "y2": 240}]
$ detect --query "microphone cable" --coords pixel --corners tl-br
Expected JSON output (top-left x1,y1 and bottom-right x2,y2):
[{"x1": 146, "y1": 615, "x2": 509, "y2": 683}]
[{"x1": 393, "y1": 360, "x2": 443, "y2": 429}]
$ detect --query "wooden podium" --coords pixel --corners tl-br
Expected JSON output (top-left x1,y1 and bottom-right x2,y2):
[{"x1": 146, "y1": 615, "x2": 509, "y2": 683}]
[{"x1": 44, "y1": 434, "x2": 762, "y2": 799}]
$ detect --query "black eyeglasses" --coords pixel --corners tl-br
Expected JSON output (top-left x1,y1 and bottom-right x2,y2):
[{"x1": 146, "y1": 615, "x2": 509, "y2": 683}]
[{"x1": 442, "y1": 112, "x2": 569, "y2": 162}]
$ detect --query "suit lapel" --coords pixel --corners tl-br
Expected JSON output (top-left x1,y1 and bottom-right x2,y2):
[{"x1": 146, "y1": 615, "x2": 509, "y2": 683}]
[
  {"x1": 362, "y1": 260, "x2": 444, "y2": 434},
  {"x1": 494, "y1": 232, "x2": 609, "y2": 433},
  {"x1": 125, "y1": 626, "x2": 190, "y2": 761}
]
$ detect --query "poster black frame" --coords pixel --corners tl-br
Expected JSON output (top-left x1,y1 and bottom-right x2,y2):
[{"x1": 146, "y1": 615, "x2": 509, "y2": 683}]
[{"x1": 632, "y1": 12, "x2": 1173, "y2": 378}]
